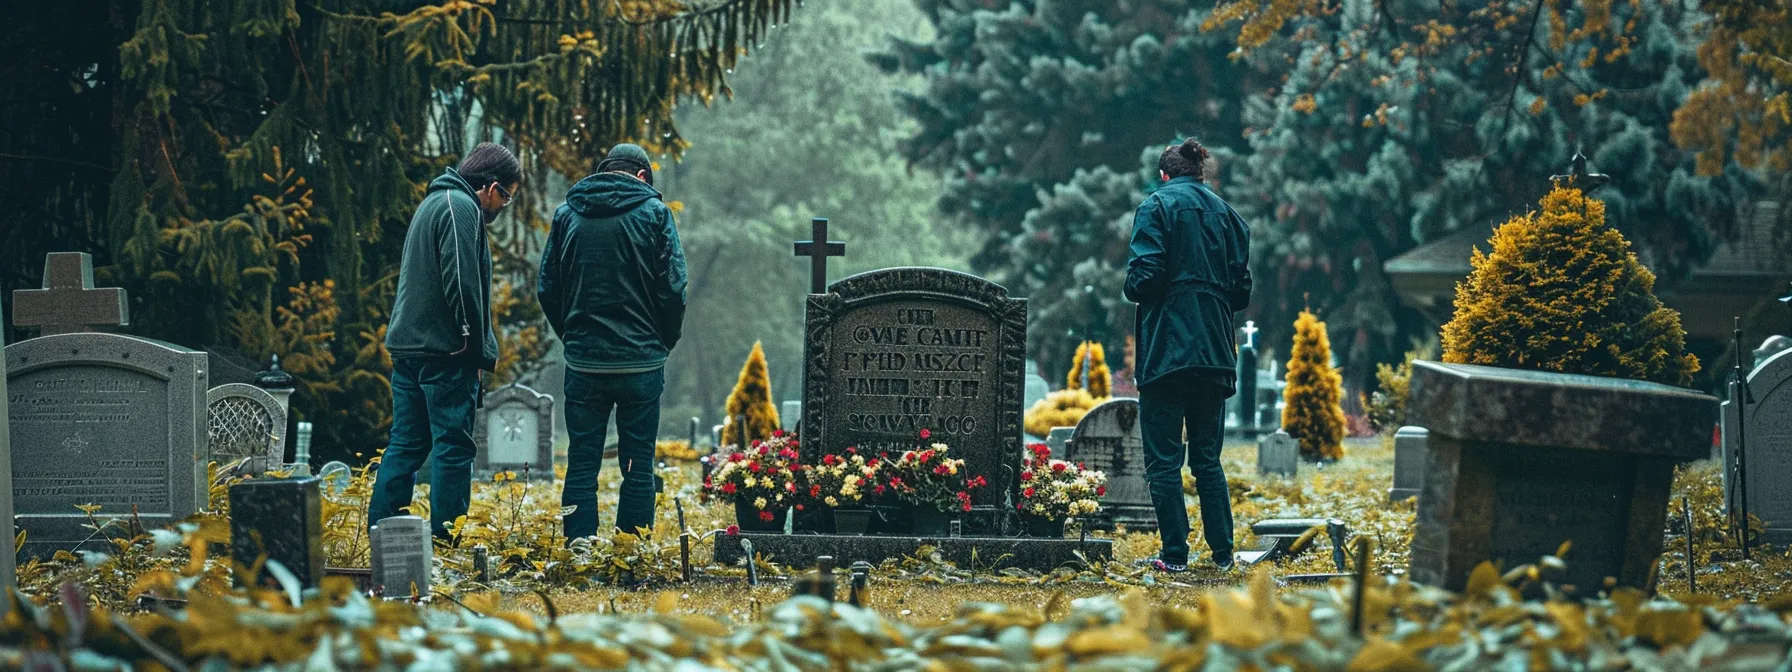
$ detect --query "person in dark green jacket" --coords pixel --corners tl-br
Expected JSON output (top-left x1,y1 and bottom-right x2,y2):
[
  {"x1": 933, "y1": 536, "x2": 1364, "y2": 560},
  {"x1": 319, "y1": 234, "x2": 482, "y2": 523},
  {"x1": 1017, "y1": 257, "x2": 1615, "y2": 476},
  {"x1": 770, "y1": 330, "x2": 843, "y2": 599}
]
[
  {"x1": 1124, "y1": 138, "x2": 1252, "y2": 573},
  {"x1": 372, "y1": 142, "x2": 522, "y2": 540},
  {"x1": 538, "y1": 144, "x2": 688, "y2": 540}
]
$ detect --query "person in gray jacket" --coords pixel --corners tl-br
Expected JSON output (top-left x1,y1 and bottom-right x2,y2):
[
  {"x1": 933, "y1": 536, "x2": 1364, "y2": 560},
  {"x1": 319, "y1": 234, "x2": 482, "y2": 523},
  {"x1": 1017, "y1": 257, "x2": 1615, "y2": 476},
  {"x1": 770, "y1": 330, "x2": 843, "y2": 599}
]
[
  {"x1": 372, "y1": 142, "x2": 522, "y2": 540},
  {"x1": 539, "y1": 143, "x2": 688, "y2": 539}
]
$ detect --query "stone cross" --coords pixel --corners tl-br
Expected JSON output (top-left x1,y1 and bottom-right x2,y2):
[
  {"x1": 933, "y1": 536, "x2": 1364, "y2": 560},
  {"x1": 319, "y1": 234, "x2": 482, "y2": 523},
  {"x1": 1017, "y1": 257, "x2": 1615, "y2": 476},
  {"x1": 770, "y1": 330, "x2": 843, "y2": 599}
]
[
  {"x1": 12, "y1": 252, "x2": 129, "y2": 336},
  {"x1": 793, "y1": 217, "x2": 846, "y2": 294},
  {"x1": 1549, "y1": 145, "x2": 1610, "y2": 193}
]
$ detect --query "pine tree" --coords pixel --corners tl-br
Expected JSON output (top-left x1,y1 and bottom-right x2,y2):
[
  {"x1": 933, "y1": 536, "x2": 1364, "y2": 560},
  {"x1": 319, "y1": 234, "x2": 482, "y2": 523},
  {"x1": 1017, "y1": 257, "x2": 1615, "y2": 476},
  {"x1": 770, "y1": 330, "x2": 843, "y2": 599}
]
[
  {"x1": 1283, "y1": 311, "x2": 1346, "y2": 462},
  {"x1": 1442, "y1": 186, "x2": 1701, "y2": 387},
  {"x1": 4, "y1": 0, "x2": 801, "y2": 462},
  {"x1": 1087, "y1": 342, "x2": 1113, "y2": 400},
  {"x1": 722, "y1": 341, "x2": 781, "y2": 448}
]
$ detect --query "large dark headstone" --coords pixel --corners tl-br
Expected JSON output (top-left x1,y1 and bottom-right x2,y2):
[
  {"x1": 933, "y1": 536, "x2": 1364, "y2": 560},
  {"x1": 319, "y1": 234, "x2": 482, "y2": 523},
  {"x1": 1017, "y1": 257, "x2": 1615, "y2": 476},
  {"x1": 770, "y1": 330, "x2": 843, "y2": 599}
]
[
  {"x1": 1065, "y1": 399, "x2": 1154, "y2": 530},
  {"x1": 800, "y1": 268, "x2": 1026, "y2": 531},
  {"x1": 1408, "y1": 361, "x2": 1715, "y2": 592},
  {"x1": 229, "y1": 477, "x2": 325, "y2": 589}
]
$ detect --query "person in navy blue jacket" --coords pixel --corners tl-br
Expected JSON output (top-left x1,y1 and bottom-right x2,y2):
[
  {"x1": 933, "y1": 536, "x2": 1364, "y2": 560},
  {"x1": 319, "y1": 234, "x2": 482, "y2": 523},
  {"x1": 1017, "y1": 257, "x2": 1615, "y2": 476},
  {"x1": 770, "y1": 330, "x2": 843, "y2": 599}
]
[{"x1": 1124, "y1": 138, "x2": 1252, "y2": 572}]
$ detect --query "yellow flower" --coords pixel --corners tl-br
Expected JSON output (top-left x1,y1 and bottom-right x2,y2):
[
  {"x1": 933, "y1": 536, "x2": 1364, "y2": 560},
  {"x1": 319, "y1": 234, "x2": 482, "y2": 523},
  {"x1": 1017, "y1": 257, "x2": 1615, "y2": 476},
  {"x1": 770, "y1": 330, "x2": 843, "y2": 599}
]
[
  {"x1": 825, "y1": 496, "x2": 839, "y2": 507},
  {"x1": 754, "y1": 497, "x2": 768, "y2": 509},
  {"x1": 744, "y1": 476, "x2": 757, "y2": 488}
]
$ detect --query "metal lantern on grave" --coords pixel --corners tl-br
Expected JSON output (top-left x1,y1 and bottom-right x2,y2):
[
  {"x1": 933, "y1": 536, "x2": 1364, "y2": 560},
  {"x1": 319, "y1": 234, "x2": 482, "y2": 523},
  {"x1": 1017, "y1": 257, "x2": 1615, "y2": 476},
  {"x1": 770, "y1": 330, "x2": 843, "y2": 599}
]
[{"x1": 253, "y1": 355, "x2": 301, "y2": 473}]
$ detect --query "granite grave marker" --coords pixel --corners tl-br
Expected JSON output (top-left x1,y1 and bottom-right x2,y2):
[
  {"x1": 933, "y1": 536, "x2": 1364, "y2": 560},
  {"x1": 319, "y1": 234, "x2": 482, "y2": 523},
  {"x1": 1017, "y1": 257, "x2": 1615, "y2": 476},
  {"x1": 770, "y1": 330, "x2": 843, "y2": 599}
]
[
  {"x1": 7, "y1": 332, "x2": 208, "y2": 558},
  {"x1": 1724, "y1": 348, "x2": 1792, "y2": 543},
  {"x1": 1408, "y1": 361, "x2": 1715, "y2": 591},
  {"x1": 1256, "y1": 429, "x2": 1298, "y2": 477},
  {"x1": 229, "y1": 477, "x2": 325, "y2": 589},
  {"x1": 1390, "y1": 426, "x2": 1428, "y2": 503},
  {"x1": 1066, "y1": 398, "x2": 1154, "y2": 530},
  {"x1": 207, "y1": 382, "x2": 287, "y2": 473},
  {"x1": 12, "y1": 252, "x2": 128, "y2": 336},
  {"x1": 799, "y1": 268, "x2": 1027, "y2": 531},
  {"x1": 371, "y1": 515, "x2": 431, "y2": 598},
  {"x1": 474, "y1": 383, "x2": 555, "y2": 479}
]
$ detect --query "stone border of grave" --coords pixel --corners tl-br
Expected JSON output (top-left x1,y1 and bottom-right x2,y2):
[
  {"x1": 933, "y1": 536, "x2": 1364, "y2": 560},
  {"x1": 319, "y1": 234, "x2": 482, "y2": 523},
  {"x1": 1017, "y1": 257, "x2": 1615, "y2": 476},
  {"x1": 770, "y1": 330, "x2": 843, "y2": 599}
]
[
  {"x1": 473, "y1": 383, "x2": 556, "y2": 479},
  {"x1": 6, "y1": 332, "x2": 208, "y2": 558},
  {"x1": 206, "y1": 382, "x2": 288, "y2": 474},
  {"x1": 714, "y1": 532, "x2": 1112, "y2": 571},
  {"x1": 799, "y1": 267, "x2": 1028, "y2": 511}
]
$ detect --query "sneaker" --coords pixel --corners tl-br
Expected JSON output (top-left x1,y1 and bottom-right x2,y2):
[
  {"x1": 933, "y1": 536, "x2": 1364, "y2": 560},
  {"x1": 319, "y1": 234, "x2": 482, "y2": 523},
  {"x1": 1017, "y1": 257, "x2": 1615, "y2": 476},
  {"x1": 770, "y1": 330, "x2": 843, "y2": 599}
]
[
  {"x1": 1134, "y1": 556, "x2": 1188, "y2": 573},
  {"x1": 1212, "y1": 555, "x2": 1235, "y2": 571}
]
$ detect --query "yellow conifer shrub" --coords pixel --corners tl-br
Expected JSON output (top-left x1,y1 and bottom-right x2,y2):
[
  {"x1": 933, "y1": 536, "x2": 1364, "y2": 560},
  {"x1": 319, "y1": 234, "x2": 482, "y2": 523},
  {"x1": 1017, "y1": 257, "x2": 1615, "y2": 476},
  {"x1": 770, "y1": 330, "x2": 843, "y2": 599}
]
[
  {"x1": 1025, "y1": 388, "x2": 1100, "y2": 438},
  {"x1": 1282, "y1": 311, "x2": 1347, "y2": 462},
  {"x1": 1441, "y1": 186, "x2": 1699, "y2": 387},
  {"x1": 1087, "y1": 342, "x2": 1113, "y2": 399},
  {"x1": 1065, "y1": 341, "x2": 1091, "y2": 390},
  {"x1": 722, "y1": 341, "x2": 780, "y2": 448}
]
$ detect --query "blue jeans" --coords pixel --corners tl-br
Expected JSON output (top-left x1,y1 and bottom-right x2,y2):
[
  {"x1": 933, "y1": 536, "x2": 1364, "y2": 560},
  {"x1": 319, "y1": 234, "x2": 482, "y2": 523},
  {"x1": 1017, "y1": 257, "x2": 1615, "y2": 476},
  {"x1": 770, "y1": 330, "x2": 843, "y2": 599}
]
[
  {"x1": 561, "y1": 368, "x2": 663, "y2": 539},
  {"x1": 369, "y1": 358, "x2": 480, "y2": 539},
  {"x1": 1139, "y1": 371, "x2": 1234, "y2": 565}
]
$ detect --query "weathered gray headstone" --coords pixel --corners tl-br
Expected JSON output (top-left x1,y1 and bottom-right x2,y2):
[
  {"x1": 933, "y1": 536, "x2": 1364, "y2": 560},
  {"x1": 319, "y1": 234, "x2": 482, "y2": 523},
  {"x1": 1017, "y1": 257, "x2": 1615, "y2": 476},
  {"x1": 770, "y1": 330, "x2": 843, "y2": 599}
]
[
  {"x1": 781, "y1": 400, "x2": 802, "y2": 433},
  {"x1": 6, "y1": 332, "x2": 208, "y2": 557},
  {"x1": 1256, "y1": 429, "x2": 1298, "y2": 477},
  {"x1": 0, "y1": 296, "x2": 13, "y2": 593},
  {"x1": 1066, "y1": 399, "x2": 1154, "y2": 530},
  {"x1": 474, "y1": 384, "x2": 555, "y2": 479},
  {"x1": 1408, "y1": 361, "x2": 1715, "y2": 592},
  {"x1": 1045, "y1": 427, "x2": 1075, "y2": 458},
  {"x1": 799, "y1": 268, "x2": 1026, "y2": 533},
  {"x1": 229, "y1": 477, "x2": 325, "y2": 589},
  {"x1": 1389, "y1": 426, "x2": 1428, "y2": 503},
  {"x1": 12, "y1": 252, "x2": 128, "y2": 336},
  {"x1": 1724, "y1": 348, "x2": 1792, "y2": 543},
  {"x1": 1024, "y1": 361, "x2": 1050, "y2": 423},
  {"x1": 207, "y1": 383, "x2": 287, "y2": 474},
  {"x1": 1756, "y1": 335, "x2": 1792, "y2": 371},
  {"x1": 371, "y1": 515, "x2": 431, "y2": 598}
]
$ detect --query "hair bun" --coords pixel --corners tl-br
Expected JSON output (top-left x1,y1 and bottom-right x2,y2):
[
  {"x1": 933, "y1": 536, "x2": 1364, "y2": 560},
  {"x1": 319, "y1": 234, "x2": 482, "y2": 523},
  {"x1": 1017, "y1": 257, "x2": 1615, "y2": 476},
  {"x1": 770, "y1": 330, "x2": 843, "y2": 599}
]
[{"x1": 1177, "y1": 138, "x2": 1208, "y2": 163}]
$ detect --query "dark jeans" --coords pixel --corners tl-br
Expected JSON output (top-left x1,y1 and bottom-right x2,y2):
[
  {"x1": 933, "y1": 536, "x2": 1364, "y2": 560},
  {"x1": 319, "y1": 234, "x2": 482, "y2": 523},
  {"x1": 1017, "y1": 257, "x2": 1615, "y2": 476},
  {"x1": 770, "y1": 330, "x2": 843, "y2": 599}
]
[
  {"x1": 561, "y1": 368, "x2": 664, "y2": 540},
  {"x1": 1139, "y1": 371, "x2": 1234, "y2": 565},
  {"x1": 369, "y1": 358, "x2": 480, "y2": 540}
]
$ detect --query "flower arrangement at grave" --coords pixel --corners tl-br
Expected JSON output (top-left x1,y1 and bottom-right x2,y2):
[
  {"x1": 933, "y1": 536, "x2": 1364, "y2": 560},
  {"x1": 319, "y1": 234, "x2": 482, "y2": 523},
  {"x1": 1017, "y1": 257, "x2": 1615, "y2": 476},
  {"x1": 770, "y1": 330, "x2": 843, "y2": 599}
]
[
  {"x1": 1442, "y1": 186, "x2": 1699, "y2": 386},
  {"x1": 702, "y1": 432, "x2": 800, "y2": 525},
  {"x1": 881, "y1": 432, "x2": 989, "y2": 514},
  {"x1": 1283, "y1": 310, "x2": 1348, "y2": 462},
  {"x1": 1017, "y1": 443, "x2": 1107, "y2": 522},
  {"x1": 797, "y1": 448, "x2": 885, "y2": 510},
  {"x1": 721, "y1": 341, "x2": 781, "y2": 448}
]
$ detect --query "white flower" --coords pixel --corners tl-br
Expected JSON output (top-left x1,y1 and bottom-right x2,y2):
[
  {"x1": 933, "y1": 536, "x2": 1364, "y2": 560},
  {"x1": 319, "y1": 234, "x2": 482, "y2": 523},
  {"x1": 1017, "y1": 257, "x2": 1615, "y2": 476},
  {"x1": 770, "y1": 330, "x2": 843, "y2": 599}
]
[{"x1": 743, "y1": 476, "x2": 758, "y2": 488}]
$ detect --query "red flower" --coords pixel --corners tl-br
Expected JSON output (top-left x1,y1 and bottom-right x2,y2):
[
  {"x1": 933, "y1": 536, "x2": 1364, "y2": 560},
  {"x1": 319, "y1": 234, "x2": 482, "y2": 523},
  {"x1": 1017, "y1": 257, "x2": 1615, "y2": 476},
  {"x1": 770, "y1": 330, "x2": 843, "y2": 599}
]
[
  {"x1": 780, "y1": 448, "x2": 798, "y2": 459},
  {"x1": 1020, "y1": 472, "x2": 1033, "y2": 482},
  {"x1": 786, "y1": 482, "x2": 797, "y2": 492},
  {"x1": 846, "y1": 446, "x2": 858, "y2": 454},
  {"x1": 920, "y1": 429, "x2": 932, "y2": 440},
  {"x1": 956, "y1": 491, "x2": 971, "y2": 502},
  {"x1": 1097, "y1": 486, "x2": 1107, "y2": 496},
  {"x1": 748, "y1": 462, "x2": 763, "y2": 473},
  {"x1": 1017, "y1": 503, "x2": 1026, "y2": 510},
  {"x1": 729, "y1": 453, "x2": 746, "y2": 463},
  {"x1": 773, "y1": 429, "x2": 786, "y2": 438},
  {"x1": 934, "y1": 465, "x2": 950, "y2": 476},
  {"x1": 722, "y1": 482, "x2": 738, "y2": 495},
  {"x1": 1023, "y1": 487, "x2": 1036, "y2": 498},
  {"x1": 758, "y1": 510, "x2": 775, "y2": 522},
  {"x1": 873, "y1": 485, "x2": 887, "y2": 495},
  {"x1": 918, "y1": 450, "x2": 935, "y2": 463},
  {"x1": 796, "y1": 504, "x2": 805, "y2": 511},
  {"x1": 725, "y1": 525, "x2": 741, "y2": 536},
  {"x1": 790, "y1": 440, "x2": 800, "y2": 449},
  {"x1": 1052, "y1": 462, "x2": 1068, "y2": 473},
  {"x1": 823, "y1": 454, "x2": 838, "y2": 466},
  {"x1": 752, "y1": 440, "x2": 763, "y2": 449},
  {"x1": 961, "y1": 502, "x2": 972, "y2": 512},
  {"x1": 809, "y1": 485, "x2": 822, "y2": 497}
]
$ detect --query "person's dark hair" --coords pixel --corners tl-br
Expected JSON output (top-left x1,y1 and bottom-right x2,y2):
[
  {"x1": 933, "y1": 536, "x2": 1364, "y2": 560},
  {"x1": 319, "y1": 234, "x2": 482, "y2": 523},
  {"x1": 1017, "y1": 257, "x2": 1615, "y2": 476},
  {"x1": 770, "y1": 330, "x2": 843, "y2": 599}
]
[
  {"x1": 458, "y1": 142, "x2": 522, "y2": 190},
  {"x1": 1158, "y1": 138, "x2": 1211, "y2": 181}
]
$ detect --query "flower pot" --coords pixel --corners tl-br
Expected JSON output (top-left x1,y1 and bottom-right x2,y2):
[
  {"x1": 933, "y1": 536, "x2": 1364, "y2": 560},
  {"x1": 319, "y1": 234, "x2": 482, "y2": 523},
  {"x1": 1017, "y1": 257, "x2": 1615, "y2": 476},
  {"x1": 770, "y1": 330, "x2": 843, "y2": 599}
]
[
  {"x1": 794, "y1": 505, "x2": 834, "y2": 533},
  {"x1": 913, "y1": 508, "x2": 956, "y2": 537},
  {"x1": 834, "y1": 508, "x2": 874, "y2": 535},
  {"x1": 1024, "y1": 514, "x2": 1066, "y2": 538},
  {"x1": 734, "y1": 501, "x2": 786, "y2": 532}
]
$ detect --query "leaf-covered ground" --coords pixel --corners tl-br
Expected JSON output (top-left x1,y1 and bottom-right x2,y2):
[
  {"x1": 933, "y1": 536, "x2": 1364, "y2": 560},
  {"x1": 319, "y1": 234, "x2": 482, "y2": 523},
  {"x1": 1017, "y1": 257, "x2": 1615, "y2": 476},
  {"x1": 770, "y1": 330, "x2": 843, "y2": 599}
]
[{"x1": 8, "y1": 437, "x2": 1792, "y2": 669}]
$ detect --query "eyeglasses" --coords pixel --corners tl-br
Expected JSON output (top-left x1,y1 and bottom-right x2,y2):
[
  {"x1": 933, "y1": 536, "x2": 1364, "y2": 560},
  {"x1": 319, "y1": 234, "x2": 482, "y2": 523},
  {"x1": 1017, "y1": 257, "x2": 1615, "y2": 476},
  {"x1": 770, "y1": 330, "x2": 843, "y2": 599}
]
[{"x1": 492, "y1": 182, "x2": 515, "y2": 206}]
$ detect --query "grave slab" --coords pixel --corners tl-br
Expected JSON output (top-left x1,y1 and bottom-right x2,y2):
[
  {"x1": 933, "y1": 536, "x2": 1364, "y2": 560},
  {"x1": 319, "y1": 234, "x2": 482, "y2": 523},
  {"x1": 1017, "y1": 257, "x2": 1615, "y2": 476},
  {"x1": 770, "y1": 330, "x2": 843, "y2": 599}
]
[
  {"x1": 229, "y1": 477, "x2": 325, "y2": 589},
  {"x1": 1390, "y1": 426, "x2": 1428, "y2": 503},
  {"x1": 713, "y1": 532, "x2": 1111, "y2": 570},
  {"x1": 1724, "y1": 348, "x2": 1792, "y2": 544},
  {"x1": 1067, "y1": 399, "x2": 1154, "y2": 530},
  {"x1": 474, "y1": 384, "x2": 555, "y2": 479},
  {"x1": 7, "y1": 332, "x2": 208, "y2": 558},
  {"x1": 1408, "y1": 361, "x2": 1715, "y2": 592},
  {"x1": 370, "y1": 515, "x2": 431, "y2": 598}
]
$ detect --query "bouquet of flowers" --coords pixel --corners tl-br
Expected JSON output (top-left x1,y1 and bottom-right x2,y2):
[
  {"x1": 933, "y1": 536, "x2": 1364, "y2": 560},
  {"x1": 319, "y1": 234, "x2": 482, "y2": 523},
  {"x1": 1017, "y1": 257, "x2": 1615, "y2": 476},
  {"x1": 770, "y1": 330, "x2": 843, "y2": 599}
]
[
  {"x1": 799, "y1": 448, "x2": 884, "y2": 509},
  {"x1": 1018, "y1": 442, "x2": 1106, "y2": 520},
  {"x1": 703, "y1": 431, "x2": 800, "y2": 523},
  {"x1": 883, "y1": 431, "x2": 988, "y2": 513}
]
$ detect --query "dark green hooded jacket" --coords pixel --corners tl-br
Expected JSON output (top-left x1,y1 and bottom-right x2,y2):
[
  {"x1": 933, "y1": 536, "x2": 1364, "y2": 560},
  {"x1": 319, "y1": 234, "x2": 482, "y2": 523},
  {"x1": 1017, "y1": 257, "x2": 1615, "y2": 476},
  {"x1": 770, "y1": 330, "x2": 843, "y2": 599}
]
[
  {"x1": 1124, "y1": 176, "x2": 1253, "y2": 391},
  {"x1": 538, "y1": 172, "x2": 688, "y2": 373},
  {"x1": 386, "y1": 168, "x2": 499, "y2": 371}
]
